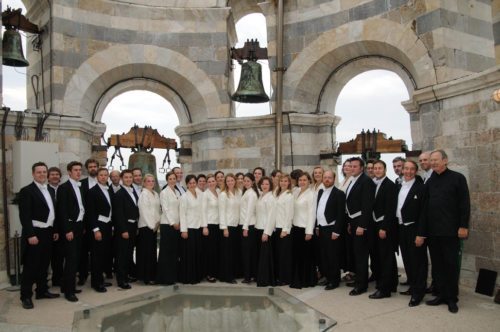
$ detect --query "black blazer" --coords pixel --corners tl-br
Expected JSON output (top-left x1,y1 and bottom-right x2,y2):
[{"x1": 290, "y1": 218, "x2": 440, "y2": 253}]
[
  {"x1": 112, "y1": 186, "x2": 139, "y2": 235},
  {"x1": 372, "y1": 177, "x2": 397, "y2": 231},
  {"x1": 79, "y1": 177, "x2": 93, "y2": 201},
  {"x1": 56, "y1": 180, "x2": 83, "y2": 234},
  {"x1": 86, "y1": 185, "x2": 112, "y2": 231},
  {"x1": 398, "y1": 180, "x2": 425, "y2": 227},
  {"x1": 19, "y1": 182, "x2": 55, "y2": 238},
  {"x1": 345, "y1": 173, "x2": 375, "y2": 229},
  {"x1": 316, "y1": 186, "x2": 346, "y2": 234}
]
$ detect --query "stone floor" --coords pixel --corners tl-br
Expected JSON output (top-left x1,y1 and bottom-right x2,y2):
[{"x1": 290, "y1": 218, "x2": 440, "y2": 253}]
[{"x1": 0, "y1": 277, "x2": 498, "y2": 332}]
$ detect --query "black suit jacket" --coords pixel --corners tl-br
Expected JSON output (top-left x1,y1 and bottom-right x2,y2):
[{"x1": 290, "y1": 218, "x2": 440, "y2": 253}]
[
  {"x1": 316, "y1": 186, "x2": 346, "y2": 234},
  {"x1": 398, "y1": 180, "x2": 425, "y2": 227},
  {"x1": 345, "y1": 173, "x2": 375, "y2": 229},
  {"x1": 19, "y1": 182, "x2": 55, "y2": 238},
  {"x1": 56, "y1": 180, "x2": 83, "y2": 234},
  {"x1": 372, "y1": 177, "x2": 397, "y2": 231},
  {"x1": 112, "y1": 186, "x2": 139, "y2": 235},
  {"x1": 86, "y1": 185, "x2": 112, "y2": 231}
]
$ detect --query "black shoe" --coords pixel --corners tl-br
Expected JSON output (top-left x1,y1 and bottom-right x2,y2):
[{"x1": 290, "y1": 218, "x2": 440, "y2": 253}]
[
  {"x1": 128, "y1": 277, "x2": 138, "y2": 283},
  {"x1": 144, "y1": 281, "x2": 156, "y2": 285},
  {"x1": 65, "y1": 294, "x2": 79, "y2": 302},
  {"x1": 118, "y1": 283, "x2": 131, "y2": 289},
  {"x1": 241, "y1": 279, "x2": 251, "y2": 284},
  {"x1": 349, "y1": 288, "x2": 367, "y2": 296},
  {"x1": 426, "y1": 297, "x2": 445, "y2": 306},
  {"x1": 74, "y1": 289, "x2": 82, "y2": 294},
  {"x1": 206, "y1": 277, "x2": 217, "y2": 283},
  {"x1": 227, "y1": 280, "x2": 237, "y2": 284},
  {"x1": 447, "y1": 301, "x2": 458, "y2": 313},
  {"x1": 102, "y1": 282, "x2": 112, "y2": 287},
  {"x1": 399, "y1": 289, "x2": 411, "y2": 296},
  {"x1": 21, "y1": 298, "x2": 34, "y2": 309},
  {"x1": 400, "y1": 280, "x2": 409, "y2": 286},
  {"x1": 368, "y1": 274, "x2": 376, "y2": 282},
  {"x1": 317, "y1": 277, "x2": 328, "y2": 286},
  {"x1": 93, "y1": 286, "x2": 107, "y2": 293},
  {"x1": 369, "y1": 290, "x2": 391, "y2": 299},
  {"x1": 325, "y1": 283, "x2": 339, "y2": 291},
  {"x1": 346, "y1": 281, "x2": 356, "y2": 287},
  {"x1": 409, "y1": 297, "x2": 422, "y2": 307},
  {"x1": 36, "y1": 291, "x2": 60, "y2": 299},
  {"x1": 77, "y1": 277, "x2": 87, "y2": 286}
]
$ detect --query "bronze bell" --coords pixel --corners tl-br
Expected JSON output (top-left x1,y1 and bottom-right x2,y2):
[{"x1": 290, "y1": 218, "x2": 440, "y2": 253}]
[
  {"x1": 231, "y1": 60, "x2": 269, "y2": 103},
  {"x1": 128, "y1": 151, "x2": 160, "y2": 192},
  {"x1": 2, "y1": 27, "x2": 29, "y2": 67}
]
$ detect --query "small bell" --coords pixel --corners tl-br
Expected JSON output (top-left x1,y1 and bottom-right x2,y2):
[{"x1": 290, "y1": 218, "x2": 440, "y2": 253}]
[{"x1": 2, "y1": 27, "x2": 29, "y2": 67}]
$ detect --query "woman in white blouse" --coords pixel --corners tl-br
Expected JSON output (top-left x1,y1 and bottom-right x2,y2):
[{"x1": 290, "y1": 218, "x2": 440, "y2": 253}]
[
  {"x1": 137, "y1": 174, "x2": 161, "y2": 285},
  {"x1": 240, "y1": 173, "x2": 259, "y2": 284},
  {"x1": 179, "y1": 174, "x2": 207, "y2": 284},
  {"x1": 156, "y1": 171, "x2": 180, "y2": 285},
  {"x1": 271, "y1": 173, "x2": 294, "y2": 286},
  {"x1": 290, "y1": 172, "x2": 317, "y2": 288},
  {"x1": 312, "y1": 166, "x2": 324, "y2": 192},
  {"x1": 218, "y1": 173, "x2": 241, "y2": 283},
  {"x1": 201, "y1": 174, "x2": 220, "y2": 283},
  {"x1": 256, "y1": 176, "x2": 276, "y2": 286},
  {"x1": 339, "y1": 159, "x2": 353, "y2": 193}
]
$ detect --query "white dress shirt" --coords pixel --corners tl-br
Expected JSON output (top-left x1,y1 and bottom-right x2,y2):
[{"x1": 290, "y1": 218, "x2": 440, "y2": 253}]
[
  {"x1": 179, "y1": 189, "x2": 205, "y2": 232},
  {"x1": 423, "y1": 169, "x2": 433, "y2": 183},
  {"x1": 218, "y1": 190, "x2": 241, "y2": 229},
  {"x1": 69, "y1": 178, "x2": 85, "y2": 221},
  {"x1": 316, "y1": 185, "x2": 333, "y2": 227},
  {"x1": 138, "y1": 189, "x2": 160, "y2": 230},
  {"x1": 160, "y1": 185, "x2": 180, "y2": 225},
  {"x1": 346, "y1": 173, "x2": 361, "y2": 198},
  {"x1": 123, "y1": 185, "x2": 138, "y2": 206},
  {"x1": 293, "y1": 188, "x2": 316, "y2": 235},
  {"x1": 373, "y1": 176, "x2": 386, "y2": 197},
  {"x1": 240, "y1": 189, "x2": 258, "y2": 230},
  {"x1": 33, "y1": 181, "x2": 55, "y2": 228},
  {"x1": 396, "y1": 178, "x2": 415, "y2": 224},
  {"x1": 87, "y1": 176, "x2": 97, "y2": 189},
  {"x1": 272, "y1": 191, "x2": 294, "y2": 233},
  {"x1": 202, "y1": 189, "x2": 219, "y2": 226},
  {"x1": 176, "y1": 182, "x2": 186, "y2": 195},
  {"x1": 257, "y1": 192, "x2": 276, "y2": 236},
  {"x1": 132, "y1": 183, "x2": 142, "y2": 194}
]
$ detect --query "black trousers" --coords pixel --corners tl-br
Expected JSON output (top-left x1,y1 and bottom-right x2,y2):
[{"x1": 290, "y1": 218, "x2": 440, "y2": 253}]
[
  {"x1": 90, "y1": 221, "x2": 112, "y2": 288},
  {"x1": 318, "y1": 225, "x2": 341, "y2": 286},
  {"x1": 62, "y1": 222, "x2": 84, "y2": 295},
  {"x1": 399, "y1": 223, "x2": 428, "y2": 299},
  {"x1": 373, "y1": 227, "x2": 398, "y2": 293},
  {"x1": 349, "y1": 218, "x2": 369, "y2": 290},
  {"x1": 156, "y1": 224, "x2": 179, "y2": 285},
  {"x1": 114, "y1": 222, "x2": 137, "y2": 285},
  {"x1": 20, "y1": 227, "x2": 53, "y2": 300},
  {"x1": 428, "y1": 236, "x2": 460, "y2": 303},
  {"x1": 136, "y1": 227, "x2": 157, "y2": 283},
  {"x1": 50, "y1": 234, "x2": 64, "y2": 286},
  {"x1": 78, "y1": 226, "x2": 91, "y2": 281}
]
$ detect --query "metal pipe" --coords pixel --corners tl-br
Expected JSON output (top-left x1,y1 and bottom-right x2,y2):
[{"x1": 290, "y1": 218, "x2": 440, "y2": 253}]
[
  {"x1": 275, "y1": 0, "x2": 284, "y2": 170},
  {"x1": 1, "y1": 108, "x2": 13, "y2": 283}
]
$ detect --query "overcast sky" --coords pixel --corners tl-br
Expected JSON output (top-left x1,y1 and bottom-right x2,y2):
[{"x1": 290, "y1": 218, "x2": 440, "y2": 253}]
[{"x1": 2, "y1": 4, "x2": 410, "y2": 181}]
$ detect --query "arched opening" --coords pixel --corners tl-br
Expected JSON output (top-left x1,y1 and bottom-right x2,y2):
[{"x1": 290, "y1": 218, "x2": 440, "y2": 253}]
[
  {"x1": 335, "y1": 69, "x2": 411, "y2": 181},
  {"x1": 101, "y1": 90, "x2": 179, "y2": 185},
  {"x1": 2, "y1": 0, "x2": 28, "y2": 111},
  {"x1": 232, "y1": 13, "x2": 272, "y2": 117}
]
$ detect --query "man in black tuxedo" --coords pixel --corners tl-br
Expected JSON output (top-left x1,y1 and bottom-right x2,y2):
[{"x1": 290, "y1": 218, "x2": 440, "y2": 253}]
[
  {"x1": 132, "y1": 167, "x2": 143, "y2": 193},
  {"x1": 86, "y1": 168, "x2": 113, "y2": 293},
  {"x1": 397, "y1": 160, "x2": 427, "y2": 307},
  {"x1": 345, "y1": 157, "x2": 375, "y2": 295},
  {"x1": 173, "y1": 166, "x2": 186, "y2": 195},
  {"x1": 316, "y1": 170, "x2": 346, "y2": 290},
  {"x1": 19, "y1": 162, "x2": 60, "y2": 309},
  {"x1": 368, "y1": 160, "x2": 398, "y2": 299},
  {"x1": 47, "y1": 166, "x2": 64, "y2": 287},
  {"x1": 416, "y1": 149, "x2": 470, "y2": 313},
  {"x1": 77, "y1": 158, "x2": 99, "y2": 286},
  {"x1": 57, "y1": 161, "x2": 85, "y2": 302},
  {"x1": 112, "y1": 169, "x2": 140, "y2": 289},
  {"x1": 392, "y1": 157, "x2": 405, "y2": 185}
]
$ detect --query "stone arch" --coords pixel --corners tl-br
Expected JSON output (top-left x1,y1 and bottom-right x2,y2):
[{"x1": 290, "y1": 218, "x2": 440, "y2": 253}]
[
  {"x1": 62, "y1": 44, "x2": 223, "y2": 125},
  {"x1": 285, "y1": 18, "x2": 437, "y2": 115}
]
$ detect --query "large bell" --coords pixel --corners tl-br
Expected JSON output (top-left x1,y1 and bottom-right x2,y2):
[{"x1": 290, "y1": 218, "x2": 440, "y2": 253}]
[
  {"x1": 128, "y1": 151, "x2": 160, "y2": 192},
  {"x1": 2, "y1": 27, "x2": 29, "y2": 67},
  {"x1": 232, "y1": 60, "x2": 269, "y2": 103}
]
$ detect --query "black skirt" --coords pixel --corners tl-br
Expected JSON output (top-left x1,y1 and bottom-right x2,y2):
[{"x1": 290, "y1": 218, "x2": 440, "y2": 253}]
[
  {"x1": 219, "y1": 226, "x2": 238, "y2": 282},
  {"x1": 136, "y1": 227, "x2": 157, "y2": 283},
  {"x1": 242, "y1": 225, "x2": 259, "y2": 281},
  {"x1": 257, "y1": 230, "x2": 275, "y2": 287},
  {"x1": 273, "y1": 227, "x2": 292, "y2": 285},
  {"x1": 156, "y1": 224, "x2": 179, "y2": 285},
  {"x1": 290, "y1": 226, "x2": 317, "y2": 289},
  {"x1": 179, "y1": 228, "x2": 203, "y2": 284},
  {"x1": 203, "y1": 224, "x2": 221, "y2": 279}
]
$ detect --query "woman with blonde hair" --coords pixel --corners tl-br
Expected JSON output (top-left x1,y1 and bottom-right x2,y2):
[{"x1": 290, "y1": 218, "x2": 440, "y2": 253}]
[
  {"x1": 240, "y1": 173, "x2": 259, "y2": 283},
  {"x1": 201, "y1": 174, "x2": 220, "y2": 282},
  {"x1": 256, "y1": 176, "x2": 276, "y2": 286},
  {"x1": 137, "y1": 174, "x2": 160, "y2": 285}
]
